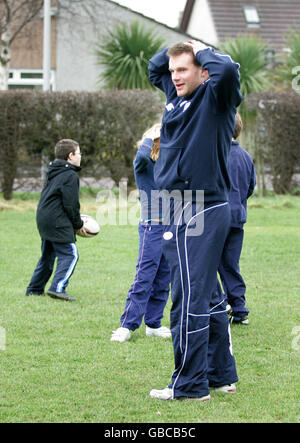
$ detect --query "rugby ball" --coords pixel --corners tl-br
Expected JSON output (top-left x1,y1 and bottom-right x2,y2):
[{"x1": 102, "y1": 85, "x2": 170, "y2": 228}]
[{"x1": 79, "y1": 214, "x2": 100, "y2": 238}]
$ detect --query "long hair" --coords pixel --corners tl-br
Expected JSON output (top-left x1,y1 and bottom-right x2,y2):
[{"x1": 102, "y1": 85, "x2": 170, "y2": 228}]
[
  {"x1": 150, "y1": 138, "x2": 160, "y2": 162},
  {"x1": 137, "y1": 123, "x2": 161, "y2": 162},
  {"x1": 233, "y1": 113, "x2": 243, "y2": 139}
]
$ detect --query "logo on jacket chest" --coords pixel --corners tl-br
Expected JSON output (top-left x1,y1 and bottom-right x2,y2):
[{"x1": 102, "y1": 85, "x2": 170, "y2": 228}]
[{"x1": 165, "y1": 100, "x2": 191, "y2": 113}]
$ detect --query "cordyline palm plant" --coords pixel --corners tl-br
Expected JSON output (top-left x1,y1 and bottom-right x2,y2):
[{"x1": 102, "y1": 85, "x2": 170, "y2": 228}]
[
  {"x1": 95, "y1": 21, "x2": 165, "y2": 89},
  {"x1": 273, "y1": 29, "x2": 300, "y2": 92},
  {"x1": 219, "y1": 34, "x2": 271, "y2": 99},
  {"x1": 220, "y1": 35, "x2": 272, "y2": 197}
]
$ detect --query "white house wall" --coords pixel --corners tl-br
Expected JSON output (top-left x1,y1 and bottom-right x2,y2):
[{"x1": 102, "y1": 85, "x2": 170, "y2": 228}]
[
  {"x1": 186, "y1": 0, "x2": 218, "y2": 46},
  {"x1": 56, "y1": 0, "x2": 197, "y2": 92}
]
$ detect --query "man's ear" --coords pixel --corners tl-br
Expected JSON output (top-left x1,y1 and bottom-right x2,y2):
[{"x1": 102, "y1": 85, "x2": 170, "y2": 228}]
[{"x1": 201, "y1": 69, "x2": 209, "y2": 82}]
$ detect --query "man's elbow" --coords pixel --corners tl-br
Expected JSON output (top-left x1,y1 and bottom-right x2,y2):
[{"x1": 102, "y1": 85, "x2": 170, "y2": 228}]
[{"x1": 222, "y1": 60, "x2": 240, "y2": 83}]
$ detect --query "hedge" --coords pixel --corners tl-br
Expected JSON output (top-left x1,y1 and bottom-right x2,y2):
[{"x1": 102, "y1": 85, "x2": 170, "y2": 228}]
[
  {"x1": 2, "y1": 90, "x2": 299, "y2": 200},
  {"x1": 0, "y1": 90, "x2": 162, "y2": 200},
  {"x1": 245, "y1": 91, "x2": 300, "y2": 194}
]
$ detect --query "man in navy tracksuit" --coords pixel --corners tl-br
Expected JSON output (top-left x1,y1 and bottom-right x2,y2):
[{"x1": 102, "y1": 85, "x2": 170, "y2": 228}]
[
  {"x1": 25, "y1": 139, "x2": 86, "y2": 302},
  {"x1": 218, "y1": 113, "x2": 256, "y2": 324},
  {"x1": 148, "y1": 41, "x2": 242, "y2": 401}
]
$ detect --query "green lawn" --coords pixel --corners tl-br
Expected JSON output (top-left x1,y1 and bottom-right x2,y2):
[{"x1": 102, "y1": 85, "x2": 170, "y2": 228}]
[{"x1": 0, "y1": 193, "x2": 299, "y2": 423}]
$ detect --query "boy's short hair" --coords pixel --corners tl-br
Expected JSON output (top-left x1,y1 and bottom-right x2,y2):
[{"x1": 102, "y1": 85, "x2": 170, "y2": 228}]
[
  {"x1": 233, "y1": 113, "x2": 243, "y2": 139},
  {"x1": 55, "y1": 139, "x2": 79, "y2": 160},
  {"x1": 167, "y1": 42, "x2": 200, "y2": 66}
]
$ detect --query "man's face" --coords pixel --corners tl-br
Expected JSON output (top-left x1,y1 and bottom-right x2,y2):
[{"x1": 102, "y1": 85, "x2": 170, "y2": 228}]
[{"x1": 169, "y1": 52, "x2": 207, "y2": 97}]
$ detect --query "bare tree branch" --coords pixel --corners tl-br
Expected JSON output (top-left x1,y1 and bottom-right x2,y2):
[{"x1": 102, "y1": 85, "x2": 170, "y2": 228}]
[
  {"x1": 0, "y1": 0, "x2": 106, "y2": 89},
  {"x1": 10, "y1": 1, "x2": 44, "y2": 43}
]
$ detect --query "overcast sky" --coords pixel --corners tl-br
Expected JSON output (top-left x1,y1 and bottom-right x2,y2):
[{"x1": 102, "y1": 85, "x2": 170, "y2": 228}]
[{"x1": 110, "y1": 0, "x2": 187, "y2": 28}]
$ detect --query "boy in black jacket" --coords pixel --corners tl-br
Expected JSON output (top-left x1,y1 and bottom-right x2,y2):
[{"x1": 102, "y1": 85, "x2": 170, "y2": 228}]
[{"x1": 25, "y1": 139, "x2": 86, "y2": 301}]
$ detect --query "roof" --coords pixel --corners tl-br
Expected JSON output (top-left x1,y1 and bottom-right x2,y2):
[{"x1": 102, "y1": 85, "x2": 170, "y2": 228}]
[
  {"x1": 106, "y1": 0, "x2": 212, "y2": 46},
  {"x1": 105, "y1": 0, "x2": 185, "y2": 34},
  {"x1": 181, "y1": 0, "x2": 300, "y2": 53}
]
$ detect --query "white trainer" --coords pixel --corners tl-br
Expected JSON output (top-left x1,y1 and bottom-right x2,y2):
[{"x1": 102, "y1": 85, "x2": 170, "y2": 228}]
[
  {"x1": 212, "y1": 383, "x2": 236, "y2": 393},
  {"x1": 146, "y1": 325, "x2": 171, "y2": 338},
  {"x1": 110, "y1": 327, "x2": 131, "y2": 343},
  {"x1": 149, "y1": 387, "x2": 173, "y2": 400},
  {"x1": 149, "y1": 387, "x2": 211, "y2": 402}
]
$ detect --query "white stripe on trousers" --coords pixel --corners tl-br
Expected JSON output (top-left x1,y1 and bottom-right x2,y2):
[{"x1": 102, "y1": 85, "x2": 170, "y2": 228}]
[
  {"x1": 56, "y1": 243, "x2": 78, "y2": 293},
  {"x1": 172, "y1": 202, "x2": 229, "y2": 396}
]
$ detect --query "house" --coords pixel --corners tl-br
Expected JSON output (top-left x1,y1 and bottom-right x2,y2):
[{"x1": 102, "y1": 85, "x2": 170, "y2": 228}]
[
  {"x1": 179, "y1": 0, "x2": 300, "y2": 54},
  {"x1": 9, "y1": 0, "x2": 200, "y2": 92},
  {"x1": 9, "y1": 9, "x2": 57, "y2": 91}
]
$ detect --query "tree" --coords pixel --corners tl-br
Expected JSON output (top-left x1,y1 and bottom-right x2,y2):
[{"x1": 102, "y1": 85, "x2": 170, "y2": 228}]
[{"x1": 95, "y1": 20, "x2": 165, "y2": 89}]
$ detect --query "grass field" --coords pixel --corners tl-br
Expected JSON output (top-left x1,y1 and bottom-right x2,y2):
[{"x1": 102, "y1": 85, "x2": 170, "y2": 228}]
[{"x1": 0, "y1": 192, "x2": 299, "y2": 423}]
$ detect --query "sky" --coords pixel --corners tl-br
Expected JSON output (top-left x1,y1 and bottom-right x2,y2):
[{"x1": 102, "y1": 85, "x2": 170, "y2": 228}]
[{"x1": 110, "y1": 0, "x2": 187, "y2": 28}]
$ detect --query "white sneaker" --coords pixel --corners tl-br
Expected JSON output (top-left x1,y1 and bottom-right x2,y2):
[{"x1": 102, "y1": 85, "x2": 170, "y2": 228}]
[
  {"x1": 149, "y1": 387, "x2": 211, "y2": 402},
  {"x1": 212, "y1": 383, "x2": 236, "y2": 393},
  {"x1": 146, "y1": 325, "x2": 171, "y2": 338},
  {"x1": 149, "y1": 387, "x2": 173, "y2": 400},
  {"x1": 110, "y1": 327, "x2": 131, "y2": 343}
]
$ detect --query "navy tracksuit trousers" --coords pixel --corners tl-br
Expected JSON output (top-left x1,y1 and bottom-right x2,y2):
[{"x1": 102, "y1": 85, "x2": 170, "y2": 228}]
[
  {"x1": 26, "y1": 239, "x2": 79, "y2": 295},
  {"x1": 162, "y1": 200, "x2": 238, "y2": 398},
  {"x1": 120, "y1": 223, "x2": 170, "y2": 331},
  {"x1": 218, "y1": 227, "x2": 249, "y2": 315}
]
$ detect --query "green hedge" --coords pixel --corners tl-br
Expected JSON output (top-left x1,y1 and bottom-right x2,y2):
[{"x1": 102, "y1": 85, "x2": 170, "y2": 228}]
[
  {"x1": 0, "y1": 90, "x2": 162, "y2": 200},
  {"x1": 246, "y1": 91, "x2": 300, "y2": 194}
]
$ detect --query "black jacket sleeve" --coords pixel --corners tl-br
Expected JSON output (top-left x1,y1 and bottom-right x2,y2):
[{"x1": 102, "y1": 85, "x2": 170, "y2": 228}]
[{"x1": 62, "y1": 173, "x2": 83, "y2": 230}]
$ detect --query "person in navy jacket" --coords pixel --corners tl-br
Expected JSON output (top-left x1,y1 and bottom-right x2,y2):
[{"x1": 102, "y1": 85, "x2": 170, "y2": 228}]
[
  {"x1": 218, "y1": 113, "x2": 256, "y2": 324},
  {"x1": 148, "y1": 41, "x2": 242, "y2": 401},
  {"x1": 110, "y1": 124, "x2": 171, "y2": 343}
]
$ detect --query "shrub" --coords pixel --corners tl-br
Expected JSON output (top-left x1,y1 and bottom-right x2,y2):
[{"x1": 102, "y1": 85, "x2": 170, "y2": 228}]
[
  {"x1": 219, "y1": 34, "x2": 272, "y2": 99},
  {"x1": 273, "y1": 28, "x2": 300, "y2": 92},
  {"x1": 246, "y1": 91, "x2": 300, "y2": 194},
  {"x1": 0, "y1": 91, "x2": 32, "y2": 200},
  {"x1": 0, "y1": 90, "x2": 163, "y2": 200},
  {"x1": 95, "y1": 21, "x2": 165, "y2": 89}
]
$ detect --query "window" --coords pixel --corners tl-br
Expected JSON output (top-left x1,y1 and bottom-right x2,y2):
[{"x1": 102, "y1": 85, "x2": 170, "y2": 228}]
[
  {"x1": 243, "y1": 5, "x2": 260, "y2": 27},
  {"x1": 8, "y1": 69, "x2": 56, "y2": 90}
]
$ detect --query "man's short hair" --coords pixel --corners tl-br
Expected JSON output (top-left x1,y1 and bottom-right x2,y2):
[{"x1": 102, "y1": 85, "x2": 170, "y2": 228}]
[
  {"x1": 55, "y1": 139, "x2": 79, "y2": 160},
  {"x1": 233, "y1": 113, "x2": 243, "y2": 139},
  {"x1": 167, "y1": 42, "x2": 200, "y2": 66}
]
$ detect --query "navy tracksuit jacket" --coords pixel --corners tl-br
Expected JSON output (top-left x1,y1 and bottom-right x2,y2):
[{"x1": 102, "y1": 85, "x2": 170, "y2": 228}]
[
  {"x1": 149, "y1": 47, "x2": 242, "y2": 398},
  {"x1": 218, "y1": 140, "x2": 256, "y2": 315},
  {"x1": 120, "y1": 139, "x2": 170, "y2": 331}
]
